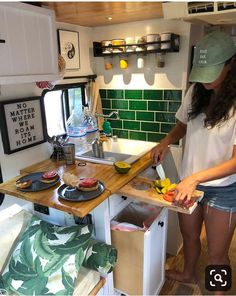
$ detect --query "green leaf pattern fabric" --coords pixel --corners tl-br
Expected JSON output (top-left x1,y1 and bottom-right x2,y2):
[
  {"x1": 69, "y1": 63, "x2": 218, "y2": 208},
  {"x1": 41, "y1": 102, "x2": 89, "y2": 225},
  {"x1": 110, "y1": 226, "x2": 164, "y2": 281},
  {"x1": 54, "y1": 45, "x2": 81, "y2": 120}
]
[
  {"x1": 83, "y1": 239, "x2": 117, "y2": 275},
  {"x1": 1, "y1": 215, "x2": 93, "y2": 295}
]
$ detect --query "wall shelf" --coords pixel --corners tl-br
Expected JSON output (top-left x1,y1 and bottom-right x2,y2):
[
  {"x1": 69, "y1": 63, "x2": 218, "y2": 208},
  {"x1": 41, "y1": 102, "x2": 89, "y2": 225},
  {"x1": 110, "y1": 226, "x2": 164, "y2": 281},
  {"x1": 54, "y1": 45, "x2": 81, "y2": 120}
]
[{"x1": 93, "y1": 33, "x2": 180, "y2": 57}]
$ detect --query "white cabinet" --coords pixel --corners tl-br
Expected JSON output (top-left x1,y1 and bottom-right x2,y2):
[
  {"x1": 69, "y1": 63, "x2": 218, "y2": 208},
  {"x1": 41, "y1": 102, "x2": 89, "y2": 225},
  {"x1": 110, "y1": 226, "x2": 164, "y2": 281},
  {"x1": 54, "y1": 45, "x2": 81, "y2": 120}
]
[{"x1": 0, "y1": 2, "x2": 59, "y2": 84}]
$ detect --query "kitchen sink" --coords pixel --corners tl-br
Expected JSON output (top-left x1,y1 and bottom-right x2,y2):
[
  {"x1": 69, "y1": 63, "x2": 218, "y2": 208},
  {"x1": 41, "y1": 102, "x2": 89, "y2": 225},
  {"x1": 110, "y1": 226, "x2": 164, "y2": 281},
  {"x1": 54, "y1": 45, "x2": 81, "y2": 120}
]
[{"x1": 76, "y1": 138, "x2": 157, "y2": 165}]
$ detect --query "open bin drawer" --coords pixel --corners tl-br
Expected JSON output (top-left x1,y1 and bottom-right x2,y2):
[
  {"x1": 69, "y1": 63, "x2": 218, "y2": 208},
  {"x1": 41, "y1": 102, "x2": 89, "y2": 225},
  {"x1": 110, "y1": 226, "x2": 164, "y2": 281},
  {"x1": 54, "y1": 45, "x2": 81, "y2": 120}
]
[
  {"x1": 117, "y1": 176, "x2": 204, "y2": 214},
  {"x1": 111, "y1": 202, "x2": 168, "y2": 295}
]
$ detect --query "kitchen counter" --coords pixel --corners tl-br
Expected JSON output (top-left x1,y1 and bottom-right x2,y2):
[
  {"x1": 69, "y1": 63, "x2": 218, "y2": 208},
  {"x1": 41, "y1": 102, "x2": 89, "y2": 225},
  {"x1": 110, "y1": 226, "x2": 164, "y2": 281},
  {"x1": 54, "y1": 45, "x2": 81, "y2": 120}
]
[{"x1": 0, "y1": 152, "x2": 153, "y2": 217}]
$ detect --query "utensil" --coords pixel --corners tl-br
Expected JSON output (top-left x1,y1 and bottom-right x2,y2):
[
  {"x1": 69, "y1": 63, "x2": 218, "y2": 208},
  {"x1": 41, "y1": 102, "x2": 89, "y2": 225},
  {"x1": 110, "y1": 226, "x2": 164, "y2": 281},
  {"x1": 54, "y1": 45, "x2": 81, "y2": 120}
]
[{"x1": 156, "y1": 163, "x2": 166, "y2": 180}]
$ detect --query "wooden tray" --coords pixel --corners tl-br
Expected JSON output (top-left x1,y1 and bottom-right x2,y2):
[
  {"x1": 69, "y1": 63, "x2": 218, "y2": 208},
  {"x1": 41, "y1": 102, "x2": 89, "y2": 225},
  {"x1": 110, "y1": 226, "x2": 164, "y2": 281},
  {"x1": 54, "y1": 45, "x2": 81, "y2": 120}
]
[{"x1": 117, "y1": 176, "x2": 204, "y2": 214}]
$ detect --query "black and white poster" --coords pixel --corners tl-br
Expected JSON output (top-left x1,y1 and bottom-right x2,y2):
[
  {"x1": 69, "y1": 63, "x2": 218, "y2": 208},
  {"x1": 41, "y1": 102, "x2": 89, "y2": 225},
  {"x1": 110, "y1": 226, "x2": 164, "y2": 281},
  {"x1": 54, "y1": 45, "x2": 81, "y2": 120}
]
[
  {"x1": 0, "y1": 97, "x2": 46, "y2": 154},
  {"x1": 58, "y1": 29, "x2": 80, "y2": 70}
]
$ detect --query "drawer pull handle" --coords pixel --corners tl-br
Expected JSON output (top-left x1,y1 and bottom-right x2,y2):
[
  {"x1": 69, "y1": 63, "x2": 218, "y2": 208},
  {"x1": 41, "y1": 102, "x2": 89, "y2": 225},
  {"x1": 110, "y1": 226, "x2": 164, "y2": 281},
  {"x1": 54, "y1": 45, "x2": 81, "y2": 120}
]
[
  {"x1": 158, "y1": 221, "x2": 164, "y2": 227},
  {"x1": 0, "y1": 39, "x2": 6, "y2": 43}
]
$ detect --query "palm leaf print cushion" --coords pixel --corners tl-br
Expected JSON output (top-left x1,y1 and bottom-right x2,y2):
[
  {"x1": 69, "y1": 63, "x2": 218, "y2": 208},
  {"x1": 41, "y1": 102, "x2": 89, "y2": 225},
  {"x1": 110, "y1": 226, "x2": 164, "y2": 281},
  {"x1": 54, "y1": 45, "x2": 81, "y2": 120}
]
[
  {"x1": 83, "y1": 239, "x2": 117, "y2": 274},
  {"x1": 0, "y1": 215, "x2": 93, "y2": 295}
]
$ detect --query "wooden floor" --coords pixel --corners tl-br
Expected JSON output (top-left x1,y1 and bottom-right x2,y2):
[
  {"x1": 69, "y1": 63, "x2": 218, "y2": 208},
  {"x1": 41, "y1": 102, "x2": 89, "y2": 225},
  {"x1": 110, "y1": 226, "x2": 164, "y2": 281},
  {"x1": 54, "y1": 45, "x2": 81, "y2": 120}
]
[{"x1": 160, "y1": 226, "x2": 236, "y2": 295}]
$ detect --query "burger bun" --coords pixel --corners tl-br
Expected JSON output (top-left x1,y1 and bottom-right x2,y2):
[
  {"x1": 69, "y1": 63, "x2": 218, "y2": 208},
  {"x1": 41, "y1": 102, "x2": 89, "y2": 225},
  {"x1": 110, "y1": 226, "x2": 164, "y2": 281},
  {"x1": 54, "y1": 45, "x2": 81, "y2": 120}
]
[
  {"x1": 79, "y1": 178, "x2": 99, "y2": 192},
  {"x1": 16, "y1": 179, "x2": 32, "y2": 189}
]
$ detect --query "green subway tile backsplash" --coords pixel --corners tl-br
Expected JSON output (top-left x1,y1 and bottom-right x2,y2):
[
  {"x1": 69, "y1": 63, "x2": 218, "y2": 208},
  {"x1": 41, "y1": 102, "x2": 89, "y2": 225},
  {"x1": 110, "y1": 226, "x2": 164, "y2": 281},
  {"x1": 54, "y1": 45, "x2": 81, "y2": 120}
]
[
  {"x1": 107, "y1": 89, "x2": 124, "y2": 99},
  {"x1": 99, "y1": 89, "x2": 106, "y2": 99},
  {"x1": 161, "y1": 123, "x2": 175, "y2": 133},
  {"x1": 123, "y1": 120, "x2": 140, "y2": 130},
  {"x1": 110, "y1": 120, "x2": 122, "y2": 129},
  {"x1": 156, "y1": 112, "x2": 176, "y2": 123},
  {"x1": 112, "y1": 129, "x2": 128, "y2": 139},
  {"x1": 101, "y1": 88, "x2": 182, "y2": 143},
  {"x1": 141, "y1": 122, "x2": 160, "y2": 132},
  {"x1": 119, "y1": 110, "x2": 135, "y2": 120},
  {"x1": 169, "y1": 101, "x2": 181, "y2": 112},
  {"x1": 148, "y1": 132, "x2": 166, "y2": 142},
  {"x1": 129, "y1": 131, "x2": 146, "y2": 141},
  {"x1": 143, "y1": 90, "x2": 163, "y2": 100},
  {"x1": 101, "y1": 99, "x2": 111, "y2": 109},
  {"x1": 148, "y1": 101, "x2": 167, "y2": 111},
  {"x1": 164, "y1": 90, "x2": 182, "y2": 101},
  {"x1": 111, "y1": 99, "x2": 128, "y2": 109},
  {"x1": 136, "y1": 111, "x2": 154, "y2": 121},
  {"x1": 129, "y1": 100, "x2": 147, "y2": 110},
  {"x1": 125, "y1": 90, "x2": 142, "y2": 99}
]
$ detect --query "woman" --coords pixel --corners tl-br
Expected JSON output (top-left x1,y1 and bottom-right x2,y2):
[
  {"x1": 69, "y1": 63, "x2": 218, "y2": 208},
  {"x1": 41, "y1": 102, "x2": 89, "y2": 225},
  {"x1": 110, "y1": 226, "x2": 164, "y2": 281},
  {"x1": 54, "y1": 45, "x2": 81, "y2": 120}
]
[{"x1": 151, "y1": 30, "x2": 236, "y2": 284}]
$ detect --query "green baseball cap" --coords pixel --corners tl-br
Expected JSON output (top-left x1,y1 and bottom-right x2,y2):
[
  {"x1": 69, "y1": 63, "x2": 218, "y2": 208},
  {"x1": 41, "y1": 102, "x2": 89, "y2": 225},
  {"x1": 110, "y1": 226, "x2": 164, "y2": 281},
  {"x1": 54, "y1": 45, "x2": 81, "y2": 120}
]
[{"x1": 189, "y1": 31, "x2": 236, "y2": 83}]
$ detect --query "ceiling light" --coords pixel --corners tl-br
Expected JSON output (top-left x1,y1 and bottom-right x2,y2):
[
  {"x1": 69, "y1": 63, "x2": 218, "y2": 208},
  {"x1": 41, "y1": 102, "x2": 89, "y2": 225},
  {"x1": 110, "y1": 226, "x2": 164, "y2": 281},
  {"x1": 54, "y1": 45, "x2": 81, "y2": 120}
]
[{"x1": 106, "y1": 16, "x2": 112, "y2": 21}]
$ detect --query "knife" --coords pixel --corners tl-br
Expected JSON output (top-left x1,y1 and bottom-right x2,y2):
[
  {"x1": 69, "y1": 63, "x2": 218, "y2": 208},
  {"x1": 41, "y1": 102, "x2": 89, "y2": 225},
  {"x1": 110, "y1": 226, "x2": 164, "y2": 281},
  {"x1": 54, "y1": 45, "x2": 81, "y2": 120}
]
[{"x1": 156, "y1": 163, "x2": 166, "y2": 180}]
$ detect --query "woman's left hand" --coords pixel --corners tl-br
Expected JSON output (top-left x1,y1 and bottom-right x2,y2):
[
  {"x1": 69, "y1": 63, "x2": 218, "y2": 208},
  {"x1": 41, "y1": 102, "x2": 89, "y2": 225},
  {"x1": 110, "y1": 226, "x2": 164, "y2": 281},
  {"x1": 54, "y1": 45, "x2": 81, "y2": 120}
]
[{"x1": 173, "y1": 175, "x2": 199, "y2": 203}]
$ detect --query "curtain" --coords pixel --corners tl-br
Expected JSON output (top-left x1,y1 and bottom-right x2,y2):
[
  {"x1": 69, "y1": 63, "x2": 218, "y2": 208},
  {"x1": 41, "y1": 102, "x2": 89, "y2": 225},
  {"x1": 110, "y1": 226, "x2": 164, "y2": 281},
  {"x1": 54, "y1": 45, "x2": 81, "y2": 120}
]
[{"x1": 86, "y1": 81, "x2": 104, "y2": 130}]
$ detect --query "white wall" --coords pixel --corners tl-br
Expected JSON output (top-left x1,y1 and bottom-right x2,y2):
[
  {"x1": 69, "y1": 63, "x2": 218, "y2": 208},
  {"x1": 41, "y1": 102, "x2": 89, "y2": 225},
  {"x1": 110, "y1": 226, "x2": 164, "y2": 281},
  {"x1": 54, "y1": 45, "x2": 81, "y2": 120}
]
[{"x1": 92, "y1": 19, "x2": 192, "y2": 91}]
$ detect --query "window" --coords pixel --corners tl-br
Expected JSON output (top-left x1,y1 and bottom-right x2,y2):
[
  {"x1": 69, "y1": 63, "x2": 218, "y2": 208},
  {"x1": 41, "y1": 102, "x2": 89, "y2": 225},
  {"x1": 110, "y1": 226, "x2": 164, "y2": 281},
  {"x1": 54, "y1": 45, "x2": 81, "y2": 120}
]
[{"x1": 43, "y1": 83, "x2": 86, "y2": 138}]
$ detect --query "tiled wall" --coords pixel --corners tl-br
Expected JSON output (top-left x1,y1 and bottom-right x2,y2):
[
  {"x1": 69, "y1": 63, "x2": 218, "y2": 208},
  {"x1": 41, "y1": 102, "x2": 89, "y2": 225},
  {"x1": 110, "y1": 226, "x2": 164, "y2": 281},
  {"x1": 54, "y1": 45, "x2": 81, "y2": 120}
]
[{"x1": 99, "y1": 89, "x2": 182, "y2": 143}]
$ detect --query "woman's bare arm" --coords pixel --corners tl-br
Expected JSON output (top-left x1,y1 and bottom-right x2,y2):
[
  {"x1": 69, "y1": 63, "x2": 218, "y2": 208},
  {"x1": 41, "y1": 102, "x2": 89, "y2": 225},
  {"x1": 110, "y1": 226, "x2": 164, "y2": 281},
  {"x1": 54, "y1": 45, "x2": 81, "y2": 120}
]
[{"x1": 150, "y1": 120, "x2": 187, "y2": 163}]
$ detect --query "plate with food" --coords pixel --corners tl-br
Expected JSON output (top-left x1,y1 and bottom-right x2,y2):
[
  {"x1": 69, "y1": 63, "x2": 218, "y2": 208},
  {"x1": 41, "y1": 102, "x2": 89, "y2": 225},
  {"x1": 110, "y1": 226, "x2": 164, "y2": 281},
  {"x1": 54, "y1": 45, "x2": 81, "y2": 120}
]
[
  {"x1": 15, "y1": 170, "x2": 60, "y2": 192},
  {"x1": 58, "y1": 173, "x2": 105, "y2": 201}
]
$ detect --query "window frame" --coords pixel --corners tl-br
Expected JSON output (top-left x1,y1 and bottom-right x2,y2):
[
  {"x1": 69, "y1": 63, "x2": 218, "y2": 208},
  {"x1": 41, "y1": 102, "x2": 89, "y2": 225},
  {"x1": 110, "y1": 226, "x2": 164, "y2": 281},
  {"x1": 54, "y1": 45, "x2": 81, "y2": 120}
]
[{"x1": 42, "y1": 82, "x2": 87, "y2": 139}]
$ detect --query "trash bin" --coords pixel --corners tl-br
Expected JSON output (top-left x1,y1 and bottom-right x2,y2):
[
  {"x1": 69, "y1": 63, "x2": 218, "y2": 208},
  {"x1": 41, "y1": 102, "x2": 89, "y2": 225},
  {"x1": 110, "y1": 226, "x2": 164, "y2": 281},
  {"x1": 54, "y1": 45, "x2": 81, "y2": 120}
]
[{"x1": 111, "y1": 201, "x2": 168, "y2": 295}]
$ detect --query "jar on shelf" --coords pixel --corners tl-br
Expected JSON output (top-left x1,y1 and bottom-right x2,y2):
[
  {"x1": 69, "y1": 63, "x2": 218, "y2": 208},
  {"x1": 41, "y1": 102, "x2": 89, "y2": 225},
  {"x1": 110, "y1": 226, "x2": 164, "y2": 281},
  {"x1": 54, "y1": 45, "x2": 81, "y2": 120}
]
[
  {"x1": 156, "y1": 53, "x2": 165, "y2": 68},
  {"x1": 146, "y1": 34, "x2": 160, "y2": 50},
  {"x1": 125, "y1": 37, "x2": 136, "y2": 52},
  {"x1": 137, "y1": 56, "x2": 144, "y2": 69},
  {"x1": 112, "y1": 39, "x2": 125, "y2": 53},
  {"x1": 160, "y1": 33, "x2": 171, "y2": 50},
  {"x1": 104, "y1": 56, "x2": 113, "y2": 70},
  {"x1": 101, "y1": 40, "x2": 112, "y2": 54},
  {"x1": 119, "y1": 58, "x2": 128, "y2": 69}
]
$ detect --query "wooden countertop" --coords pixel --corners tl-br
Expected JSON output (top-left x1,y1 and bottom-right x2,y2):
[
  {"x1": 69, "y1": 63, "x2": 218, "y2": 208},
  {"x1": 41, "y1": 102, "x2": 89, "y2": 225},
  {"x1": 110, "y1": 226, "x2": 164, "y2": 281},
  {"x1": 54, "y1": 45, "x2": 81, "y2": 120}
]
[{"x1": 0, "y1": 152, "x2": 152, "y2": 217}]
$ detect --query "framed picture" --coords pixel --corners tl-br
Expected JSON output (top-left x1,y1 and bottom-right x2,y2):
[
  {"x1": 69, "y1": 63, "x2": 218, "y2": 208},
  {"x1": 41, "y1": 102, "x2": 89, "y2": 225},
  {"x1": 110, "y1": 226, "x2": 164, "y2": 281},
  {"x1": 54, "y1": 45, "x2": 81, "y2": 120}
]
[
  {"x1": 57, "y1": 29, "x2": 80, "y2": 70},
  {"x1": 0, "y1": 97, "x2": 47, "y2": 154}
]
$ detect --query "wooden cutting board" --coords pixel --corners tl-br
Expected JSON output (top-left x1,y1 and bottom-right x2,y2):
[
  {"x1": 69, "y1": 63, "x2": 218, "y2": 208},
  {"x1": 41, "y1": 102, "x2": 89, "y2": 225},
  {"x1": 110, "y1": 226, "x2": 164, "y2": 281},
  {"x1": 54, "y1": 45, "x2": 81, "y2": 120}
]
[{"x1": 117, "y1": 176, "x2": 204, "y2": 214}]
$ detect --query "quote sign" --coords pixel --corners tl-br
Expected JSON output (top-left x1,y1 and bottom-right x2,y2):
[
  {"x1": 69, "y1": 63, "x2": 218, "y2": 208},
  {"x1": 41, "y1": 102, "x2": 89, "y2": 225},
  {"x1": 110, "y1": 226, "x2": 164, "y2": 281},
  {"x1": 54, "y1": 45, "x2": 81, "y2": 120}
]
[{"x1": 0, "y1": 97, "x2": 46, "y2": 154}]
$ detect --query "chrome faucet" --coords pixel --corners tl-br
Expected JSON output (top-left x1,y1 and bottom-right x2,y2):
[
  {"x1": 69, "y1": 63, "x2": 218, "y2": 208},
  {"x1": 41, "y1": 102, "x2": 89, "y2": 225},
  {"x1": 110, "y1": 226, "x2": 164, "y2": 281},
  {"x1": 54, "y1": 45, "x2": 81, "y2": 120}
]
[{"x1": 95, "y1": 110, "x2": 120, "y2": 120}]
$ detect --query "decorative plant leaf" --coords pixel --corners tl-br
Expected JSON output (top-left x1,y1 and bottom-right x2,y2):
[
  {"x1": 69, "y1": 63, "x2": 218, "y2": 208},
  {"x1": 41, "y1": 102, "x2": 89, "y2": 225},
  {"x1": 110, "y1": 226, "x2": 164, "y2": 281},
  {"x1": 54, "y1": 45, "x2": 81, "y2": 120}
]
[
  {"x1": 34, "y1": 256, "x2": 44, "y2": 277},
  {"x1": 34, "y1": 231, "x2": 55, "y2": 259},
  {"x1": 43, "y1": 254, "x2": 69, "y2": 277},
  {"x1": 41, "y1": 221, "x2": 58, "y2": 240},
  {"x1": 17, "y1": 276, "x2": 48, "y2": 295},
  {"x1": 8, "y1": 259, "x2": 37, "y2": 280},
  {"x1": 61, "y1": 267, "x2": 75, "y2": 293},
  {"x1": 19, "y1": 236, "x2": 34, "y2": 268},
  {"x1": 75, "y1": 248, "x2": 86, "y2": 271},
  {"x1": 20, "y1": 224, "x2": 40, "y2": 241}
]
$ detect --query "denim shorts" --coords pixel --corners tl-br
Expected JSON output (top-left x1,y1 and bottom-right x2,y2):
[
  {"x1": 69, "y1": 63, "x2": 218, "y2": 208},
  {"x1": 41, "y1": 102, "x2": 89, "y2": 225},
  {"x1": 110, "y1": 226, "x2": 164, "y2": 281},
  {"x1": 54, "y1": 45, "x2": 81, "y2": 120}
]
[{"x1": 197, "y1": 181, "x2": 236, "y2": 213}]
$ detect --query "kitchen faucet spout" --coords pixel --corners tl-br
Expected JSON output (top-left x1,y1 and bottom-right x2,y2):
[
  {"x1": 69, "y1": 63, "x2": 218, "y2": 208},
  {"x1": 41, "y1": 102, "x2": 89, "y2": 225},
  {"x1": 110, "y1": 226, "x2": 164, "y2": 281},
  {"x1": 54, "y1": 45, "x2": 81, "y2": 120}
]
[{"x1": 95, "y1": 110, "x2": 120, "y2": 120}]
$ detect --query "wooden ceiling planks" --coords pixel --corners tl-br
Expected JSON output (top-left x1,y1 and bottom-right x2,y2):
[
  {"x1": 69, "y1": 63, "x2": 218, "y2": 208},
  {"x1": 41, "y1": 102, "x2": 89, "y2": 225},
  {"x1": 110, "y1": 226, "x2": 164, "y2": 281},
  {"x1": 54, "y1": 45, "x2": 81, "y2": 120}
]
[{"x1": 46, "y1": 2, "x2": 163, "y2": 27}]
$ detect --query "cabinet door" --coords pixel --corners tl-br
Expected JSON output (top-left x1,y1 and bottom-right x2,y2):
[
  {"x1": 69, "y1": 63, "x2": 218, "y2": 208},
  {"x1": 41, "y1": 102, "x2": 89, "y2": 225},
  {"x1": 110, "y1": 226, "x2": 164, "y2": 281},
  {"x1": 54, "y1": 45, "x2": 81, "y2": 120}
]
[
  {"x1": 0, "y1": 3, "x2": 58, "y2": 84},
  {"x1": 143, "y1": 208, "x2": 168, "y2": 295}
]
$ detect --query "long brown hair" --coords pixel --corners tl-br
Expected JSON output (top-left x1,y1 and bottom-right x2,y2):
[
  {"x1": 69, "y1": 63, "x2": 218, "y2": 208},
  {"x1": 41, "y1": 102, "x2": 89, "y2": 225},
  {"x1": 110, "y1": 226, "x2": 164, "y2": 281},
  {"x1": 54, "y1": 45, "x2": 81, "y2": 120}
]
[{"x1": 188, "y1": 57, "x2": 236, "y2": 128}]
